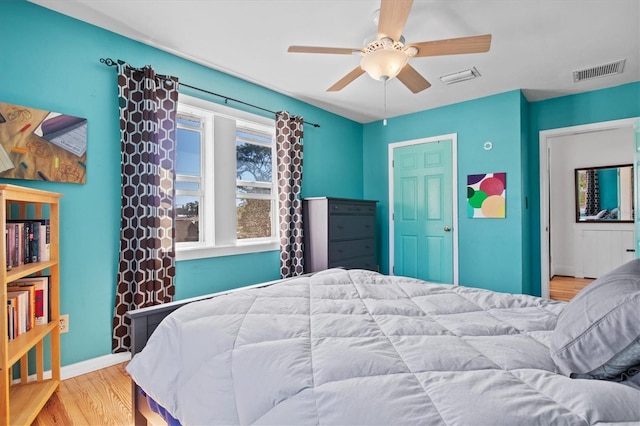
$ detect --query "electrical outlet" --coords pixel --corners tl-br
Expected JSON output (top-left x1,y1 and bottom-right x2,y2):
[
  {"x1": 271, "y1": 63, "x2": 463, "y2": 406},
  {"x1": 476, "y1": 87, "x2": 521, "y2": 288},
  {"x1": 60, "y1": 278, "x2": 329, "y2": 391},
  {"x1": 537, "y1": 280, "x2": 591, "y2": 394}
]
[{"x1": 59, "y1": 314, "x2": 69, "y2": 334}]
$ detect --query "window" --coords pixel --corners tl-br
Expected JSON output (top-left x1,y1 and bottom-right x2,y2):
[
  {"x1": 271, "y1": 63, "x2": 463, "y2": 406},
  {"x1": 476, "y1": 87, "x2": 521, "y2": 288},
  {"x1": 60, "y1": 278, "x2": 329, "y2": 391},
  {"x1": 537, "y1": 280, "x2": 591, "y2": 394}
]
[{"x1": 175, "y1": 94, "x2": 278, "y2": 260}]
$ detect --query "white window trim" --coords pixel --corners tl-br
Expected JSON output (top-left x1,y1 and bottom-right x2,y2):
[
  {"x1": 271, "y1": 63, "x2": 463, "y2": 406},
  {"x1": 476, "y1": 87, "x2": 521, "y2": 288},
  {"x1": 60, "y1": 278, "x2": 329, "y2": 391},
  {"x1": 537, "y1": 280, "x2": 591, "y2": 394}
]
[{"x1": 175, "y1": 94, "x2": 279, "y2": 261}]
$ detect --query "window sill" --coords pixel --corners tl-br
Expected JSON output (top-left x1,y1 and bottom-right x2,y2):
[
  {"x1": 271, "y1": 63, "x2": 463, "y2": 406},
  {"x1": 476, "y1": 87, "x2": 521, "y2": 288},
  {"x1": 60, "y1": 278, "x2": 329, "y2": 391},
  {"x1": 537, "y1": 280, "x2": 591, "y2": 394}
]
[{"x1": 176, "y1": 241, "x2": 279, "y2": 261}]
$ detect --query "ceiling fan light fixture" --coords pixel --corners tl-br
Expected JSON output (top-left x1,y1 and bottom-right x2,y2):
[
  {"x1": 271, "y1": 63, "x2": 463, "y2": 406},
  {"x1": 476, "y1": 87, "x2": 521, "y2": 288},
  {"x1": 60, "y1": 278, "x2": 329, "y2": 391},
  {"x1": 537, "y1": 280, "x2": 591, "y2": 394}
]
[
  {"x1": 361, "y1": 47, "x2": 409, "y2": 81},
  {"x1": 439, "y1": 67, "x2": 480, "y2": 85}
]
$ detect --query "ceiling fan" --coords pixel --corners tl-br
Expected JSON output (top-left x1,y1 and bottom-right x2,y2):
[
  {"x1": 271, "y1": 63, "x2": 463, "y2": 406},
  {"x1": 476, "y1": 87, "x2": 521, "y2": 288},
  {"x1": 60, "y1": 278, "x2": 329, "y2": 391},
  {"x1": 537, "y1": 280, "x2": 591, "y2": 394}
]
[{"x1": 288, "y1": 0, "x2": 491, "y2": 93}]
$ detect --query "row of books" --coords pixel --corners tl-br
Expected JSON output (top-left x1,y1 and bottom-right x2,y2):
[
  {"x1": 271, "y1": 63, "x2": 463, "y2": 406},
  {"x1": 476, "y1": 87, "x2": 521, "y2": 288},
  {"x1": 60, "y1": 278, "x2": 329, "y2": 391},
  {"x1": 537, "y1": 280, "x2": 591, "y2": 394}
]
[
  {"x1": 5, "y1": 220, "x2": 50, "y2": 269},
  {"x1": 6, "y1": 276, "x2": 50, "y2": 340}
]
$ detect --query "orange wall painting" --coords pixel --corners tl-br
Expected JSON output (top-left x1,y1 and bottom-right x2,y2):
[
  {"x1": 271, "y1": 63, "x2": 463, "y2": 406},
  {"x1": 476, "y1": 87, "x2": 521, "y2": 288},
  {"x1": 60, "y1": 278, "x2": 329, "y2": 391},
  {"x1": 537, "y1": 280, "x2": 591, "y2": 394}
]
[{"x1": 0, "y1": 102, "x2": 87, "y2": 184}]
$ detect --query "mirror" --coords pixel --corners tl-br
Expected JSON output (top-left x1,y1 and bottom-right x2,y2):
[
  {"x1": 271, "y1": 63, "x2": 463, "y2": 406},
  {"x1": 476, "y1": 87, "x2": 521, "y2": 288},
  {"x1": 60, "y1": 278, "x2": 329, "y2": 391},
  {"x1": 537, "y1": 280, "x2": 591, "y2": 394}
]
[{"x1": 575, "y1": 164, "x2": 634, "y2": 222}]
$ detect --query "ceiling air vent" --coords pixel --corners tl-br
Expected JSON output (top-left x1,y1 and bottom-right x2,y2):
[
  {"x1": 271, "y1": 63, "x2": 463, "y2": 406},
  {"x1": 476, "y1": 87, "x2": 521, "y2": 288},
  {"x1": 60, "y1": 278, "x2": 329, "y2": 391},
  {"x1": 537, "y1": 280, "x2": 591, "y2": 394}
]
[{"x1": 573, "y1": 59, "x2": 625, "y2": 82}]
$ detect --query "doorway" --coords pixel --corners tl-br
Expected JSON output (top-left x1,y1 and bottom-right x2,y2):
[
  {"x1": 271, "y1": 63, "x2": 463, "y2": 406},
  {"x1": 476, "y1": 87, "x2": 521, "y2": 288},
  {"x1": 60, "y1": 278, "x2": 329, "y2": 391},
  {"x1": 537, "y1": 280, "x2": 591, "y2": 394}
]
[
  {"x1": 388, "y1": 134, "x2": 458, "y2": 284},
  {"x1": 539, "y1": 117, "x2": 639, "y2": 298}
]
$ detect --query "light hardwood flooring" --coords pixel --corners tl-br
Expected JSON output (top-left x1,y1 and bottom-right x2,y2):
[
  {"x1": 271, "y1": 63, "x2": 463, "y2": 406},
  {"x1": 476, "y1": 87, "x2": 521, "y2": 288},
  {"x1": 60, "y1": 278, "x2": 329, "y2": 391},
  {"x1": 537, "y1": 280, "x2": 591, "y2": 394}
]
[
  {"x1": 549, "y1": 275, "x2": 594, "y2": 302},
  {"x1": 33, "y1": 362, "x2": 132, "y2": 426}
]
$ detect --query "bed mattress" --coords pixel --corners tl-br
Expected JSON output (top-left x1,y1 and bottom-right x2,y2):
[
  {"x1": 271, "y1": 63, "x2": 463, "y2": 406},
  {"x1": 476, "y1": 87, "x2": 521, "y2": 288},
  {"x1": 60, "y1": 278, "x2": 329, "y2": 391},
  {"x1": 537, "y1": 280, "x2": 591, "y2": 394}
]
[{"x1": 126, "y1": 268, "x2": 640, "y2": 425}]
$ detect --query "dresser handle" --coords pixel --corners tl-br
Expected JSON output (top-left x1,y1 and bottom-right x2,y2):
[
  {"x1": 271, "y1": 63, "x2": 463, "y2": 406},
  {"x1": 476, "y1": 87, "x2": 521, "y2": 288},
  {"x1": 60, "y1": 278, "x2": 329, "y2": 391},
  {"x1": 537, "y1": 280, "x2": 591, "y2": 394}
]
[{"x1": 626, "y1": 249, "x2": 636, "y2": 252}]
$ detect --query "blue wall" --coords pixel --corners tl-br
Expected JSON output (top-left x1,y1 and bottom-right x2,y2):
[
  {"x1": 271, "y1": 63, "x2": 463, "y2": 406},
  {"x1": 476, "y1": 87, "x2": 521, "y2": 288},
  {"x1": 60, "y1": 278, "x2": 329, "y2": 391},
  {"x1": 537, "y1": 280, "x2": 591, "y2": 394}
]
[
  {"x1": 1, "y1": 0, "x2": 363, "y2": 366},
  {"x1": 363, "y1": 90, "x2": 528, "y2": 294}
]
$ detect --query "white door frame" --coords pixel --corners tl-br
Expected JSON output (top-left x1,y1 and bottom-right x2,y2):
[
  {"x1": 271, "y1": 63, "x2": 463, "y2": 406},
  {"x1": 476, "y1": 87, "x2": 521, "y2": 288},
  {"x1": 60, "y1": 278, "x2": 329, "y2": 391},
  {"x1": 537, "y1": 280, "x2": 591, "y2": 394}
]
[
  {"x1": 388, "y1": 133, "x2": 459, "y2": 284},
  {"x1": 539, "y1": 117, "x2": 639, "y2": 298}
]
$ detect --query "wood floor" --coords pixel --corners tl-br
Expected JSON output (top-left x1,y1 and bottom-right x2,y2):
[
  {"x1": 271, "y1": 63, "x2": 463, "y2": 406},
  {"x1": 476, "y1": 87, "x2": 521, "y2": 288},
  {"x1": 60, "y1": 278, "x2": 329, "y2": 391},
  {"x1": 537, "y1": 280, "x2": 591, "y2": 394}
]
[
  {"x1": 33, "y1": 362, "x2": 132, "y2": 426},
  {"x1": 549, "y1": 275, "x2": 594, "y2": 302}
]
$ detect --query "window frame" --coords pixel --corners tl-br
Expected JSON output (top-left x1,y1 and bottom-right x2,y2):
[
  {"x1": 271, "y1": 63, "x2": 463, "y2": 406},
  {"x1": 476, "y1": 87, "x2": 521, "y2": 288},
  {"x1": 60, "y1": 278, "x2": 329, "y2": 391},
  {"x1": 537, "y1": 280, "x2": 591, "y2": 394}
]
[
  {"x1": 175, "y1": 110, "x2": 206, "y2": 248},
  {"x1": 175, "y1": 94, "x2": 279, "y2": 261}
]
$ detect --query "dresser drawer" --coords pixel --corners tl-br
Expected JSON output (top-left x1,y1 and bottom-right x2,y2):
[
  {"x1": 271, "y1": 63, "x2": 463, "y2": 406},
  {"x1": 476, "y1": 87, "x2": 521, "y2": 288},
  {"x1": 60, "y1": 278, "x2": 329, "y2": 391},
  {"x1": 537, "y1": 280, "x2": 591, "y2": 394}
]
[
  {"x1": 329, "y1": 215, "x2": 375, "y2": 240},
  {"x1": 329, "y1": 200, "x2": 376, "y2": 215},
  {"x1": 329, "y1": 239, "x2": 375, "y2": 262}
]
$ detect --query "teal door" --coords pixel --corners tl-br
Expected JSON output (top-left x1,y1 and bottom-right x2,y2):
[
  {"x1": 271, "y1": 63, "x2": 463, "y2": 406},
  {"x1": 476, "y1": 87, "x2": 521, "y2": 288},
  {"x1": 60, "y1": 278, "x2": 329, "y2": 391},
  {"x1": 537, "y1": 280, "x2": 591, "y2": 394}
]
[{"x1": 393, "y1": 139, "x2": 454, "y2": 283}]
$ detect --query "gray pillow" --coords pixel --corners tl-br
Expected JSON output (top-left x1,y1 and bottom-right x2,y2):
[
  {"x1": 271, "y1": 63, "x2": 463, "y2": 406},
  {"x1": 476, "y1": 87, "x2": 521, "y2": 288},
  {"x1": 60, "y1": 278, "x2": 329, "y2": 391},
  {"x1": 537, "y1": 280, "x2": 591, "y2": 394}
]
[{"x1": 550, "y1": 259, "x2": 640, "y2": 381}]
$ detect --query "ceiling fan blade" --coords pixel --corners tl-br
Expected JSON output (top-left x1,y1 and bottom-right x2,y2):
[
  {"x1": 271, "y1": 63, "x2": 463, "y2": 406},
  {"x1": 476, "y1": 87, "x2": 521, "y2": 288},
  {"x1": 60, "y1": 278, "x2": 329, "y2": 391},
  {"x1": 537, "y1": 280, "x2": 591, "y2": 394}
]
[
  {"x1": 288, "y1": 46, "x2": 362, "y2": 55},
  {"x1": 410, "y1": 34, "x2": 492, "y2": 57},
  {"x1": 397, "y1": 64, "x2": 431, "y2": 93},
  {"x1": 378, "y1": 0, "x2": 413, "y2": 42},
  {"x1": 327, "y1": 67, "x2": 366, "y2": 92}
]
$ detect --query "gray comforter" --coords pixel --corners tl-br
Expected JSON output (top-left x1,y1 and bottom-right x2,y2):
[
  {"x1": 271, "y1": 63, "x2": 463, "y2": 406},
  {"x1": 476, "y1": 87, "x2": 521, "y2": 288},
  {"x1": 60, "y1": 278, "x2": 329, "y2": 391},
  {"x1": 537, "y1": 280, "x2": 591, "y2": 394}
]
[{"x1": 126, "y1": 268, "x2": 640, "y2": 425}]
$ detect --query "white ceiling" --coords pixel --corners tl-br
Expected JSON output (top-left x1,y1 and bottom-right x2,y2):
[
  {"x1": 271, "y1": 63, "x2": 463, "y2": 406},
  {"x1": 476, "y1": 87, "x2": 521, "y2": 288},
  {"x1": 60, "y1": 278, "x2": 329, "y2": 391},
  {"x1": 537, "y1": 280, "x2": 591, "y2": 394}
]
[{"x1": 30, "y1": 0, "x2": 640, "y2": 123}]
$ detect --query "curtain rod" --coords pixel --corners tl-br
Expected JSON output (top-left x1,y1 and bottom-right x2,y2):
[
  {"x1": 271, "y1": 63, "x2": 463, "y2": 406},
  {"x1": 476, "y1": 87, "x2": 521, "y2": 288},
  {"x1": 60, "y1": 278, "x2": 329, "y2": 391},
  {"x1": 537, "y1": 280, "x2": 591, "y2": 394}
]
[{"x1": 99, "y1": 58, "x2": 320, "y2": 128}]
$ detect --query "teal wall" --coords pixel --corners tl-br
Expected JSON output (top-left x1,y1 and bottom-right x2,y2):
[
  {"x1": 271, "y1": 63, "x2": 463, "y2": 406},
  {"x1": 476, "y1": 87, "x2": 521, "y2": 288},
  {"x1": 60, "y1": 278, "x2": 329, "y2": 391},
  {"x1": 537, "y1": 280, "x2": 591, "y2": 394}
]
[
  {"x1": 363, "y1": 83, "x2": 639, "y2": 297},
  {"x1": 519, "y1": 92, "x2": 532, "y2": 296},
  {"x1": 363, "y1": 90, "x2": 528, "y2": 294},
  {"x1": 598, "y1": 168, "x2": 619, "y2": 211},
  {"x1": 1, "y1": 0, "x2": 363, "y2": 366},
  {"x1": 528, "y1": 82, "x2": 640, "y2": 295},
  {"x1": 2, "y1": 0, "x2": 639, "y2": 367}
]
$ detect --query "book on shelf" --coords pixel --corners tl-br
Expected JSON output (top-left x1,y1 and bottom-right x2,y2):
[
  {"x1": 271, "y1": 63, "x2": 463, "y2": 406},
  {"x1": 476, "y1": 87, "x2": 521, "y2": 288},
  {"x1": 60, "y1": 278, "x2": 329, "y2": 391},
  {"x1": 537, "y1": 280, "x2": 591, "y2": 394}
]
[
  {"x1": 5, "y1": 219, "x2": 50, "y2": 266},
  {"x1": 6, "y1": 290, "x2": 29, "y2": 335},
  {"x1": 39, "y1": 220, "x2": 50, "y2": 262},
  {"x1": 7, "y1": 285, "x2": 35, "y2": 331},
  {"x1": 16, "y1": 222, "x2": 24, "y2": 266},
  {"x1": 6, "y1": 224, "x2": 13, "y2": 268},
  {"x1": 30, "y1": 221, "x2": 40, "y2": 263},
  {"x1": 7, "y1": 222, "x2": 23, "y2": 267},
  {"x1": 10, "y1": 276, "x2": 50, "y2": 326},
  {"x1": 4, "y1": 228, "x2": 9, "y2": 270},
  {"x1": 6, "y1": 222, "x2": 24, "y2": 266},
  {"x1": 6, "y1": 297, "x2": 17, "y2": 339}
]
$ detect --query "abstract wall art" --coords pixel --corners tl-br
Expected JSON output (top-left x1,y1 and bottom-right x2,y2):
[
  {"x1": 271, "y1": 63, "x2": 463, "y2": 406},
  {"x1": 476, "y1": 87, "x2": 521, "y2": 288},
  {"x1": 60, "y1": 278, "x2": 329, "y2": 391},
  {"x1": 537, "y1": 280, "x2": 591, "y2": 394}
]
[
  {"x1": 0, "y1": 101, "x2": 87, "y2": 184},
  {"x1": 467, "y1": 172, "x2": 506, "y2": 218}
]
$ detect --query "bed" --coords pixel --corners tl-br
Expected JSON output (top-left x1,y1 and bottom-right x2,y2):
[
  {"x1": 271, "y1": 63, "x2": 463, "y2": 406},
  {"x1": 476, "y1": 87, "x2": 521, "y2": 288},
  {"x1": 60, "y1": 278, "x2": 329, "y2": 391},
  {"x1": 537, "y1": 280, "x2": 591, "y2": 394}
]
[{"x1": 126, "y1": 264, "x2": 640, "y2": 425}]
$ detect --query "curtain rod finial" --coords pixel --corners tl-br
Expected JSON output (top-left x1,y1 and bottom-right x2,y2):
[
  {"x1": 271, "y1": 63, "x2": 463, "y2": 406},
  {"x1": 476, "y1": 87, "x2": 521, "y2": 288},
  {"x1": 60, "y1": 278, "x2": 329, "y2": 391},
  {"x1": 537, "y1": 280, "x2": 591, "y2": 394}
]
[{"x1": 100, "y1": 58, "x2": 120, "y2": 67}]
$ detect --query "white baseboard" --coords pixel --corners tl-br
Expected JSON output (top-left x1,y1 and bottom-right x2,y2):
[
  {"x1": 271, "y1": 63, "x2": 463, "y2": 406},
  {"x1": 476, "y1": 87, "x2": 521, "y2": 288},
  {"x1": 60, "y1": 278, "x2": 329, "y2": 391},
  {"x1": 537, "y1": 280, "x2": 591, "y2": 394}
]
[
  {"x1": 552, "y1": 264, "x2": 574, "y2": 277},
  {"x1": 14, "y1": 351, "x2": 132, "y2": 384},
  {"x1": 61, "y1": 351, "x2": 131, "y2": 380}
]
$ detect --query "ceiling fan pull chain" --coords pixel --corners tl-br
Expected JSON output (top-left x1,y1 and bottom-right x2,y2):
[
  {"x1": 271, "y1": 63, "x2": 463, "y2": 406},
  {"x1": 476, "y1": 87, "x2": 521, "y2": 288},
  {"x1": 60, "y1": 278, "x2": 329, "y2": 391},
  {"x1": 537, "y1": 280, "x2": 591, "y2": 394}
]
[{"x1": 383, "y1": 78, "x2": 388, "y2": 126}]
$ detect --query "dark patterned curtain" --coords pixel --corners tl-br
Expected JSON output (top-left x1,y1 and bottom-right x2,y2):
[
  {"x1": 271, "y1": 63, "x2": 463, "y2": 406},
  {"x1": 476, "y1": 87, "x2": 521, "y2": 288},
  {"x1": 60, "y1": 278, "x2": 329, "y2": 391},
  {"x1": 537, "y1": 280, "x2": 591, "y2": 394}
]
[
  {"x1": 112, "y1": 63, "x2": 179, "y2": 353},
  {"x1": 276, "y1": 112, "x2": 304, "y2": 278},
  {"x1": 585, "y1": 169, "x2": 600, "y2": 216}
]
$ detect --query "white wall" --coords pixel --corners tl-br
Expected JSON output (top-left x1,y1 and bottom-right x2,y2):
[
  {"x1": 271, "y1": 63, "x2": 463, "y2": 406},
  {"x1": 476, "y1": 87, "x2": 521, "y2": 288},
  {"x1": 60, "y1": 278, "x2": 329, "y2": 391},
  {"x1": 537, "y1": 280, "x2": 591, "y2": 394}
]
[{"x1": 549, "y1": 126, "x2": 635, "y2": 278}]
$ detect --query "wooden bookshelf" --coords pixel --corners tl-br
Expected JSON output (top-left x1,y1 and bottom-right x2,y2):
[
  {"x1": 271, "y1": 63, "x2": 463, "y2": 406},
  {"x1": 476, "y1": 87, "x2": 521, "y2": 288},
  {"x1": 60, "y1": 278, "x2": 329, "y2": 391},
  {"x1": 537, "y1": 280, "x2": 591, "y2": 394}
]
[{"x1": 0, "y1": 184, "x2": 62, "y2": 426}]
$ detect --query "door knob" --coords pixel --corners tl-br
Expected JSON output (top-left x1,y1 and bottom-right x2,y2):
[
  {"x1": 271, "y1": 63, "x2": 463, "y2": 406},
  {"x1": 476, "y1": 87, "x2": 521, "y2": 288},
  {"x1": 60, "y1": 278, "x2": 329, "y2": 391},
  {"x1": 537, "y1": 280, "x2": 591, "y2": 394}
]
[{"x1": 444, "y1": 226, "x2": 451, "y2": 232}]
